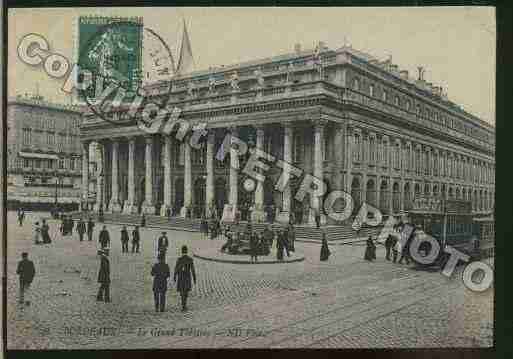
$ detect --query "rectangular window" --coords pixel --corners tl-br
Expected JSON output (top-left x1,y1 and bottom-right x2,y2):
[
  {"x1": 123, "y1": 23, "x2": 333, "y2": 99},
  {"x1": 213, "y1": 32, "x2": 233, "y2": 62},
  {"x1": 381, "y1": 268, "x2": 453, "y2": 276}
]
[
  {"x1": 35, "y1": 159, "x2": 41, "y2": 168},
  {"x1": 70, "y1": 158, "x2": 75, "y2": 170},
  {"x1": 23, "y1": 158, "x2": 29, "y2": 168}
]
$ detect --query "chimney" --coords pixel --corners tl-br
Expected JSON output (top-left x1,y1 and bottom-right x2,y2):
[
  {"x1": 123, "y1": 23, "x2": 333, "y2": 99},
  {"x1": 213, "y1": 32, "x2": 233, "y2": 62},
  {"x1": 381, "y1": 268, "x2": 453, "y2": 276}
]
[
  {"x1": 399, "y1": 70, "x2": 409, "y2": 80},
  {"x1": 294, "y1": 43, "x2": 302, "y2": 55}
]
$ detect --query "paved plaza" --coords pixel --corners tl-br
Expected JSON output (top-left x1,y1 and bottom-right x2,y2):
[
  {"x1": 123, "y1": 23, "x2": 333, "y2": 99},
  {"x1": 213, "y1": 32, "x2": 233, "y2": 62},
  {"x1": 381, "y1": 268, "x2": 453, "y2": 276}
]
[{"x1": 6, "y1": 211, "x2": 493, "y2": 349}]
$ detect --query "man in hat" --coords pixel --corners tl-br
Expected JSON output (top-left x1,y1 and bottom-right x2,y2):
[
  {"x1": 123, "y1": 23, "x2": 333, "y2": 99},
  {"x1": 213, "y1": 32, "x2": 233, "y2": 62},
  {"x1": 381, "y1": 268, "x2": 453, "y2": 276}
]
[
  {"x1": 76, "y1": 218, "x2": 86, "y2": 242},
  {"x1": 174, "y1": 246, "x2": 196, "y2": 312},
  {"x1": 151, "y1": 254, "x2": 170, "y2": 312},
  {"x1": 96, "y1": 249, "x2": 111, "y2": 302},
  {"x1": 87, "y1": 217, "x2": 95, "y2": 241},
  {"x1": 120, "y1": 225, "x2": 129, "y2": 253},
  {"x1": 99, "y1": 225, "x2": 110, "y2": 249},
  {"x1": 157, "y1": 232, "x2": 169, "y2": 257},
  {"x1": 132, "y1": 226, "x2": 141, "y2": 253},
  {"x1": 16, "y1": 252, "x2": 36, "y2": 305}
]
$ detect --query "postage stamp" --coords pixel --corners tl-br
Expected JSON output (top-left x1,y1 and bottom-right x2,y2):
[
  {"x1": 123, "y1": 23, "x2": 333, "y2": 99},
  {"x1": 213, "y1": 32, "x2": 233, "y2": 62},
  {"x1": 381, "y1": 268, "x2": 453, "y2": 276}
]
[{"x1": 5, "y1": 6, "x2": 495, "y2": 353}]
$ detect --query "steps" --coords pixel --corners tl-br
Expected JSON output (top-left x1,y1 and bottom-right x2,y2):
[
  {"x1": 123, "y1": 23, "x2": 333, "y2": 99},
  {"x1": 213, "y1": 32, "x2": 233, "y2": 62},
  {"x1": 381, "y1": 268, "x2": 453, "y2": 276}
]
[{"x1": 71, "y1": 212, "x2": 383, "y2": 242}]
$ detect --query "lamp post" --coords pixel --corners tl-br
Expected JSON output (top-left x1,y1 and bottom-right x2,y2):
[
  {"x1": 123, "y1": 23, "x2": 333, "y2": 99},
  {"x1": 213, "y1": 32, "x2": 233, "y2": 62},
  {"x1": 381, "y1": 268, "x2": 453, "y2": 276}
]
[{"x1": 98, "y1": 169, "x2": 104, "y2": 222}]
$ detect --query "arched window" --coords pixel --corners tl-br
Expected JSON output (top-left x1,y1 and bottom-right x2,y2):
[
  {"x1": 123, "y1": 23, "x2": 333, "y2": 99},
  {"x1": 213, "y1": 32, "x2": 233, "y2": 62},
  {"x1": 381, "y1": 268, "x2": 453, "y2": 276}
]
[
  {"x1": 382, "y1": 90, "x2": 388, "y2": 102},
  {"x1": 394, "y1": 96, "x2": 400, "y2": 106},
  {"x1": 406, "y1": 99, "x2": 411, "y2": 111}
]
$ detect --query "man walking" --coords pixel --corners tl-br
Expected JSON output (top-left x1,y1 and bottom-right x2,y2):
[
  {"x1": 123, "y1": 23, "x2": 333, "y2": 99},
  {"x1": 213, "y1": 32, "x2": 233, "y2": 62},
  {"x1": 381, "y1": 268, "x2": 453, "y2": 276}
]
[
  {"x1": 17, "y1": 208, "x2": 25, "y2": 227},
  {"x1": 157, "y1": 232, "x2": 169, "y2": 258},
  {"x1": 99, "y1": 225, "x2": 110, "y2": 249},
  {"x1": 96, "y1": 249, "x2": 111, "y2": 302},
  {"x1": 16, "y1": 252, "x2": 35, "y2": 306},
  {"x1": 132, "y1": 226, "x2": 140, "y2": 253},
  {"x1": 385, "y1": 233, "x2": 396, "y2": 261},
  {"x1": 77, "y1": 218, "x2": 86, "y2": 242},
  {"x1": 174, "y1": 246, "x2": 196, "y2": 312},
  {"x1": 151, "y1": 254, "x2": 170, "y2": 312},
  {"x1": 120, "y1": 226, "x2": 129, "y2": 253},
  {"x1": 87, "y1": 217, "x2": 95, "y2": 241}
]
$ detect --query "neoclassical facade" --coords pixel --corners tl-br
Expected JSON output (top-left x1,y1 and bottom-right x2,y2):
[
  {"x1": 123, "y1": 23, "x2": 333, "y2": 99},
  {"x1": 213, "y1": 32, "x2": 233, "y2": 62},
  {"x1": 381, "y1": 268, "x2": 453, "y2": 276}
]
[{"x1": 80, "y1": 44, "x2": 495, "y2": 226}]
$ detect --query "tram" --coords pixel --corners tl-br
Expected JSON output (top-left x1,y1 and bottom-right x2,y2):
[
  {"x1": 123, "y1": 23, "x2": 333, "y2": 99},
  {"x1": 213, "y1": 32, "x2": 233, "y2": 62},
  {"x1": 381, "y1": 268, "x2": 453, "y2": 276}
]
[{"x1": 407, "y1": 197, "x2": 475, "y2": 266}]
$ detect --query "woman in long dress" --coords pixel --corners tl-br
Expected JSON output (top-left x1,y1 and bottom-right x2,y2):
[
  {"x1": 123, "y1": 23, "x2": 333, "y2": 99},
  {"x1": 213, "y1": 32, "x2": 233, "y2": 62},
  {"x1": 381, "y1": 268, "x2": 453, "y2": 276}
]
[
  {"x1": 364, "y1": 236, "x2": 374, "y2": 261},
  {"x1": 320, "y1": 233, "x2": 331, "y2": 261},
  {"x1": 276, "y1": 230, "x2": 285, "y2": 261}
]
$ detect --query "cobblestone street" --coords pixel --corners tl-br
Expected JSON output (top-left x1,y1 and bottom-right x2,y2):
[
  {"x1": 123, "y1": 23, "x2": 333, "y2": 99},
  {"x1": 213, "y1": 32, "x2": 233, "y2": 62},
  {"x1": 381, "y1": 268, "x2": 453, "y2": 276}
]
[{"x1": 6, "y1": 212, "x2": 493, "y2": 349}]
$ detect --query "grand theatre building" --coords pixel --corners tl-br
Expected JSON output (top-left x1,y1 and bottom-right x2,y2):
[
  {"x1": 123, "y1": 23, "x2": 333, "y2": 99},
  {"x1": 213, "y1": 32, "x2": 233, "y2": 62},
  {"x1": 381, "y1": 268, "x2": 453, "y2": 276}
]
[{"x1": 80, "y1": 43, "x2": 495, "y2": 227}]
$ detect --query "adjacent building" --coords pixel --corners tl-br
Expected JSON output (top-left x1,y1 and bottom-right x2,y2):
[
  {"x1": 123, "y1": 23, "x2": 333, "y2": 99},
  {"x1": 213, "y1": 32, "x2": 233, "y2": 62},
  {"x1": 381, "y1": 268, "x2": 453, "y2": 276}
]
[
  {"x1": 80, "y1": 43, "x2": 495, "y2": 226},
  {"x1": 7, "y1": 95, "x2": 84, "y2": 211}
]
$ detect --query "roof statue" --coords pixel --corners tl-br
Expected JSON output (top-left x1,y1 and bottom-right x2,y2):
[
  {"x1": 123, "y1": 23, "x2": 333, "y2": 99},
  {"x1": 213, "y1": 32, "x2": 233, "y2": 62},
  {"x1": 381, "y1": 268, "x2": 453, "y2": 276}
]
[{"x1": 230, "y1": 71, "x2": 240, "y2": 92}]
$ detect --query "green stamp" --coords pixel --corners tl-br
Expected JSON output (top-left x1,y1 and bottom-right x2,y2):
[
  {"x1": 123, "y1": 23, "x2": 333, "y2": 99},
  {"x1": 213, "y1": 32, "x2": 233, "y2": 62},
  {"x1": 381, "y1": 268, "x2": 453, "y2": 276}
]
[{"x1": 78, "y1": 16, "x2": 143, "y2": 98}]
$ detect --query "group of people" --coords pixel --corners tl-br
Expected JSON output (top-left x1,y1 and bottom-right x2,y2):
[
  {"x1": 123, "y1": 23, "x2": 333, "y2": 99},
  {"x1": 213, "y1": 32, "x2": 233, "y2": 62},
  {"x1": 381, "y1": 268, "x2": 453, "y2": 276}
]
[
  {"x1": 364, "y1": 224, "x2": 416, "y2": 265},
  {"x1": 34, "y1": 219, "x2": 52, "y2": 245},
  {"x1": 220, "y1": 223, "x2": 296, "y2": 262}
]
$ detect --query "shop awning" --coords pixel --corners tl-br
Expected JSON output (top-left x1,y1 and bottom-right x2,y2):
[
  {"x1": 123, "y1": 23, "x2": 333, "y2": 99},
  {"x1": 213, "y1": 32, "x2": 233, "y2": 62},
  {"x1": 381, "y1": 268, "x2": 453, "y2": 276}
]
[{"x1": 18, "y1": 152, "x2": 59, "y2": 160}]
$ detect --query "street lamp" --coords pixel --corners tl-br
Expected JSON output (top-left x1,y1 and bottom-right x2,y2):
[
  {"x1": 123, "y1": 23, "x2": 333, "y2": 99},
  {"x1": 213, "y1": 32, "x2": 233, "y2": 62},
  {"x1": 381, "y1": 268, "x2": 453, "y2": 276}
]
[{"x1": 98, "y1": 169, "x2": 104, "y2": 222}]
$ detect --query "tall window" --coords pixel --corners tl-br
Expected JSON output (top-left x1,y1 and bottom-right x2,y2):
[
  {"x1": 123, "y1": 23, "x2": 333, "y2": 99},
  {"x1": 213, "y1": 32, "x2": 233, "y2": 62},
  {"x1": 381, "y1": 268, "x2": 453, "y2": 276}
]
[
  {"x1": 293, "y1": 134, "x2": 302, "y2": 163},
  {"x1": 353, "y1": 78, "x2": 360, "y2": 91},
  {"x1": 395, "y1": 142, "x2": 400, "y2": 168},
  {"x1": 369, "y1": 84, "x2": 374, "y2": 97},
  {"x1": 406, "y1": 99, "x2": 411, "y2": 111},
  {"x1": 394, "y1": 96, "x2": 400, "y2": 106},
  {"x1": 23, "y1": 128, "x2": 31, "y2": 146},
  {"x1": 369, "y1": 137, "x2": 375, "y2": 164},
  {"x1": 23, "y1": 158, "x2": 29, "y2": 168},
  {"x1": 382, "y1": 90, "x2": 388, "y2": 102},
  {"x1": 353, "y1": 133, "x2": 361, "y2": 162}
]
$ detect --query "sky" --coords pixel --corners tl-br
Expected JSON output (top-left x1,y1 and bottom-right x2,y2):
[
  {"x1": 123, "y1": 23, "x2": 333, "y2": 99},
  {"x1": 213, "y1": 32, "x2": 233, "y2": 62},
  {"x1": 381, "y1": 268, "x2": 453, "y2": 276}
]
[{"x1": 8, "y1": 7, "x2": 496, "y2": 124}]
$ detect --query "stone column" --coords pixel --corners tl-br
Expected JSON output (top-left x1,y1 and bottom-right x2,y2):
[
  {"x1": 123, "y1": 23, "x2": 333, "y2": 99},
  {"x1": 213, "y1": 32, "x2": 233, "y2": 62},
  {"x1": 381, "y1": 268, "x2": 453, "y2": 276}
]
[
  {"x1": 142, "y1": 136, "x2": 155, "y2": 214},
  {"x1": 94, "y1": 142, "x2": 104, "y2": 212},
  {"x1": 205, "y1": 132, "x2": 215, "y2": 218},
  {"x1": 376, "y1": 175, "x2": 381, "y2": 210},
  {"x1": 181, "y1": 140, "x2": 192, "y2": 217},
  {"x1": 222, "y1": 128, "x2": 238, "y2": 222},
  {"x1": 160, "y1": 136, "x2": 173, "y2": 216},
  {"x1": 108, "y1": 139, "x2": 121, "y2": 212},
  {"x1": 123, "y1": 137, "x2": 137, "y2": 214},
  {"x1": 309, "y1": 121, "x2": 326, "y2": 226},
  {"x1": 276, "y1": 124, "x2": 293, "y2": 224},
  {"x1": 251, "y1": 125, "x2": 267, "y2": 223},
  {"x1": 344, "y1": 125, "x2": 354, "y2": 193},
  {"x1": 81, "y1": 141, "x2": 90, "y2": 211},
  {"x1": 399, "y1": 179, "x2": 405, "y2": 213}
]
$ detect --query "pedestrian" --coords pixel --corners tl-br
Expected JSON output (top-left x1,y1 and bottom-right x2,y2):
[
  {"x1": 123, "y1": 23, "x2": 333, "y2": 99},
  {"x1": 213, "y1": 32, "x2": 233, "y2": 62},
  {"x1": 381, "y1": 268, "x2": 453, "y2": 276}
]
[
  {"x1": 141, "y1": 213, "x2": 146, "y2": 227},
  {"x1": 287, "y1": 224, "x2": 295, "y2": 252},
  {"x1": 393, "y1": 238, "x2": 401, "y2": 263},
  {"x1": 200, "y1": 216, "x2": 208, "y2": 239},
  {"x1": 151, "y1": 254, "x2": 170, "y2": 312},
  {"x1": 263, "y1": 225, "x2": 274, "y2": 247},
  {"x1": 315, "y1": 209, "x2": 321, "y2": 229},
  {"x1": 132, "y1": 226, "x2": 140, "y2": 253},
  {"x1": 76, "y1": 218, "x2": 86, "y2": 242},
  {"x1": 60, "y1": 216, "x2": 65, "y2": 236},
  {"x1": 96, "y1": 249, "x2": 111, "y2": 302},
  {"x1": 68, "y1": 216, "x2": 75, "y2": 235},
  {"x1": 16, "y1": 252, "x2": 36, "y2": 306},
  {"x1": 18, "y1": 208, "x2": 25, "y2": 227},
  {"x1": 385, "y1": 233, "x2": 395, "y2": 261},
  {"x1": 282, "y1": 227, "x2": 290, "y2": 257},
  {"x1": 320, "y1": 232, "x2": 331, "y2": 261},
  {"x1": 174, "y1": 245, "x2": 197, "y2": 312},
  {"x1": 87, "y1": 217, "x2": 95, "y2": 241},
  {"x1": 120, "y1": 225, "x2": 129, "y2": 253},
  {"x1": 398, "y1": 239, "x2": 410, "y2": 264},
  {"x1": 276, "y1": 230, "x2": 285, "y2": 261},
  {"x1": 99, "y1": 225, "x2": 110, "y2": 249},
  {"x1": 364, "y1": 236, "x2": 375, "y2": 261},
  {"x1": 250, "y1": 231, "x2": 259, "y2": 263},
  {"x1": 157, "y1": 232, "x2": 169, "y2": 258},
  {"x1": 41, "y1": 219, "x2": 51, "y2": 244},
  {"x1": 34, "y1": 222, "x2": 42, "y2": 245}
]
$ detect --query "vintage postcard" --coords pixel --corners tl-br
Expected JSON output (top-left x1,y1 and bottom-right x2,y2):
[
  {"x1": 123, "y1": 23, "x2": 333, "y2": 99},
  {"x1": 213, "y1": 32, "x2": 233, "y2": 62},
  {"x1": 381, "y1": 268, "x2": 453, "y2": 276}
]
[{"x1": 5, "y1": 6, "x2": 495, "y2": 350}]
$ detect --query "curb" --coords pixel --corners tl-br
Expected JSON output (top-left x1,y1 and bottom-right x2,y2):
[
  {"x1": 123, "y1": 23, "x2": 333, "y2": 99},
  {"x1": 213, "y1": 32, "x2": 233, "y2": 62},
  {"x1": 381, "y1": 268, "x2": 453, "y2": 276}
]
[{"x1": 193, "y1": 253, "x2": 305, "y2": 265}]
